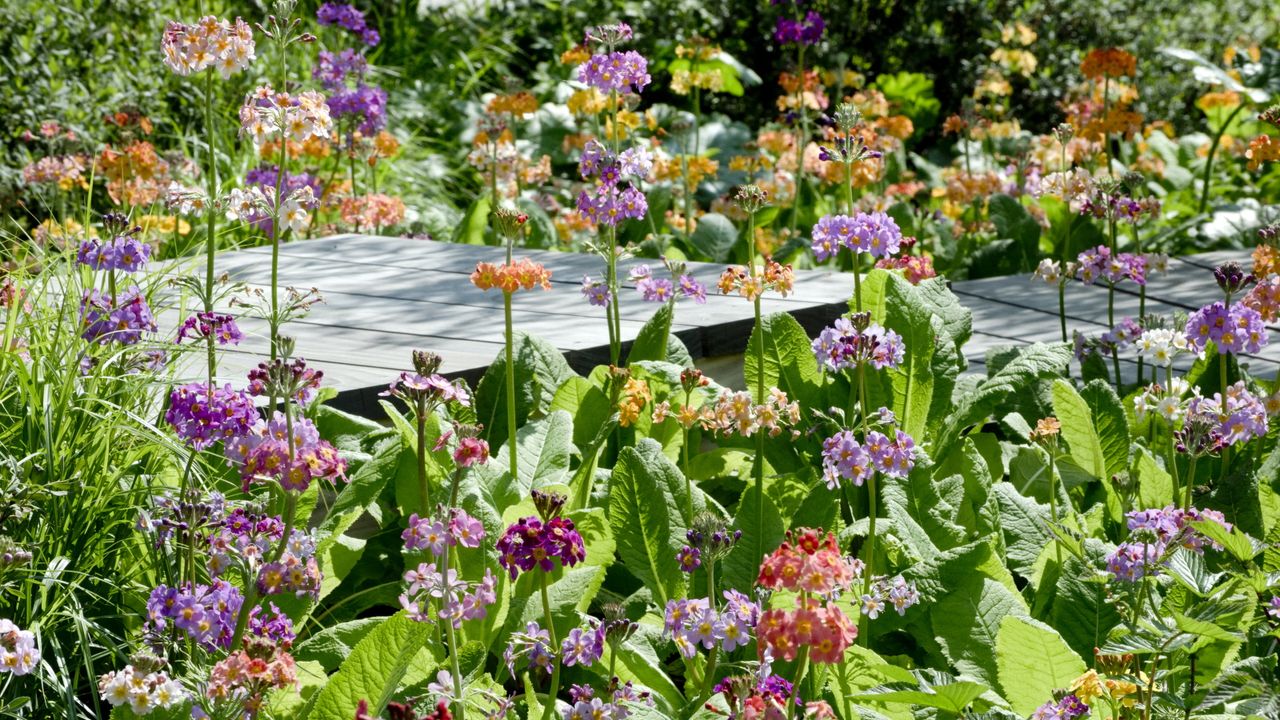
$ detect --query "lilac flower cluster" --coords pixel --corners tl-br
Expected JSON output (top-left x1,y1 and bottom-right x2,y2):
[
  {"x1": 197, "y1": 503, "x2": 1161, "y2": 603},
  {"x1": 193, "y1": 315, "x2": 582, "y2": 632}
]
[
  {"x1": 1075, "y1": 245, "x2": 1147, "y2": 286},
  {"x1": 577, "y1": 141, "x2": 649, "y2": 226},
  {"x1": 176, "y1": 312, "x2": 244, "y2": 347},
  {"x1": 165, "y1": 383, "x2": 258, "y2": 451},
  {"x1": 381, "y1": 370, "x2": 471, "y2": 407},
  {"x1": 1183, "y1": 381, "x2": 1269, "y2": 449},
  {"x1": 859, "y1": 575, "x2": 921, "y2": 618},
  {"x1": 1184, "y1": 301, "x2": 1268, "y2": 355},
  {"x1": 245, "y1": 164, "x2": 324, "y2": 201},
  {"x1": 402, "y1": 508, "x2": 486, "y2": 555},
  {"x1": 246, "y1": 357, "x2": 325, "y2": 406},
  {"x1": 313, "y1": 48, "x2": 368, "y2": 90},
  {"x1": 496, "y1": 515, "x2": 586, "y2": 579},
  {"x1": 1080, "y1": 191, "x2": 1161, "y2": 224},
  {"x1": 80, "y1": 287, "x2": 157, "y2": 345},
  {"x1": 207, "y1": 507, "x2": 322, "y2": 598},
  {"x1": 560, "y1": 623, "x2": 606, "y2": 667},
  {"x1": 564, "y1": 683, "x2": 652, "y2": 720},
  {"x1": 663, "y1": 590, "x2": 760, "y2": 658},
  {"x1": 820, "y1": 426, "x2": 916, "y2": 489},
  {"x1": 581, "y1": 277, "x2": 612, "y2": 307},
  {"x1": 316, "y1": 2, "x2": 379, "y2": 46},
  {"x1": 811, "y1": 315, "x2": 905, "y2": 372},
  {"x1": 224, "y1": 412, "x2": 347, "y2": 492},
  {"x1": 77, "y1": 234, "x2": 151, "y2": 272},
  {"x1": 576, "y1": 51, "x2": 651, "y2": 94},
  {"x1": 328, "y1": 84, "x2": 389, "y2": 136},
  {"x1": 145, "y1": 580, "x2": 243, "y2": 651},
  {"x1": 628, "y1": 265, "x2": 707, "y2": 304},
  {"x1": 1031, "y1": 694, "x2": 1090, "y2": 720},
  {"x1": 247, "y1": 603, "x2": 296, "y2": 645},
  {"x1": 1106, "y1": 505, "x2": 1232, "y2": 582},
  {"x1": 400, "y1": 562, "x2": 497, "y2": 628},
  {"x1": 810, "y1": 212, "x2": 903, "y2": 261},
  {"x1": 774, "y1": 10, "x2": 825, "y2": 46},
  {"x1": 503, "y1": 621, "x2": 555, "y2": 676}
]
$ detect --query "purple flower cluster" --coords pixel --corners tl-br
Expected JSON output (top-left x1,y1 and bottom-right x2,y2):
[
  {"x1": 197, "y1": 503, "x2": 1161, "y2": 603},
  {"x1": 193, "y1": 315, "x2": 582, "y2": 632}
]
[
  {"x1": 578, "y1": 183, "x2": 648, "y2": 226},
  {"x1": 628, "y1": 265, "x2": 707, "y2": 304},
  {"x1": 663, "y1": 589, "x2": 760, "y2": 658},
  {"x1": 1106, "y1": 505, "x2": 1232, "y2": 582},
  {"x1": 328, "y1": 84, "x2": 389, "y2": 136},
  {"x1": 576, "y1": 141, "x2": 649, "y2": 226},
  {"x1": 224, "y1": 412, "x2": 347, "y2": 492},
  {"x1": 80, "y1": 287, "x2": 157, "y2": 345},
  {"x1": 859, "y1": 575, "x2": 921, "y2": 618},
  {"x1": 246, "y1": 357, "x2": 324, "y2": 406},
  {"x1": 248, "y1": 603, "x2": 296, "y2": 645},
  {"x1": 402, "y1": 508, "x2": 486, "y2": 555},
  {"x1": 1184, "y1": 301, "x2": 1268, "y2": 355},
  {"x1": 811, "y1": 212, "x2": 903, "y2": 261},
  {"x1": 1031, "y1": 694, "x2": 1090, "y2": 720},
  {"x1": 146, "y1": 580, "x2": 243, "y2": 651},
  {"x1": 177, "y1": 312, "x2": 244, "y2": 346},
  {"x1": 1100, "y1": 317, "x2": 1143, "y2": 353},
  {"x1": 381, "y1": 371, "x2": 470, "y2": 406},
  {"x1": 1184, "y1": 381, "x2": 1269, "y2": 448},
  {"x1": 811, "y1": 316, "x2": 905, "y2": 372},
  {"x1": 495, "y1": 515, "x2": 586, "y2": 579},
  {"x1": 165, "y1": 383, "x2": 258, "y2": 451},
  {"x1": 316, "y1": 2, "x2": 379, "y2": 46},
  {"x1": 580, "y1": 276, "x2": 612, "y2": 307},
  {"x1": 676, "y1": 545, "x2": 701, "y2": 572},
  {"x1": 503, "y1": 621, "x2": 555, "y2": 677},
  {"x1": 564, "y1": 683, "x2": 652, "y2": 720},
  {"x1": 206, "y1": 506, "x2": 322, "y2": 598},
  {"x1": 77, "y1": 235, "x2": 151, "y2": 272},
  {"x1": 1080, "y1": 191, "x2": 1161, "y2": 224},
  {"x1": 820, "y1": 426, "x2": 916, "y2": 488},
  {"x1": 245, "y1": 164, "x2": 324, "y2": 201},
  {"x1": 137, "y1": 491, "x2": 226, "y2": 549},
  {"x1": 576, "y1": 51, "x2": 651, "y2": 94},
  {"x1": 774, "y1": 10, "x2": 825, "y2": 46},
  {"x1": 1075, "y1": 245, "x2": 1147, "y2": 286},
  {"x1": 400, "y1": 562, "x2": 497, "y2": 628},
  {"x1": 313, "y1": 48, "x2": 368, "y2": 90},
  {"x1": 560, "y1": 624, "x2": 605, "y2": 667}
]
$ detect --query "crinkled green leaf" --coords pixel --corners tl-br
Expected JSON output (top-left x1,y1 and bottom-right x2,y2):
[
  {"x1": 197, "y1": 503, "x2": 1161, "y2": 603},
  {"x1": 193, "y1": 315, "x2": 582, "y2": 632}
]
[
  {"x1": 996, "y1": 616, "x2": 1086, "y2": 716},
  {"x1": 307, "y1": 612, "x2": 436, "y2": 720}
]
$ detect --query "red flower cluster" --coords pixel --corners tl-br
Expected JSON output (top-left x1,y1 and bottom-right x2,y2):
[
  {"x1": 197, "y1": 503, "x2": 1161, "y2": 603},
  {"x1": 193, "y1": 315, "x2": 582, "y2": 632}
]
[{"x1": 755, "y1": 528, "x2": 859, "y2": 664}]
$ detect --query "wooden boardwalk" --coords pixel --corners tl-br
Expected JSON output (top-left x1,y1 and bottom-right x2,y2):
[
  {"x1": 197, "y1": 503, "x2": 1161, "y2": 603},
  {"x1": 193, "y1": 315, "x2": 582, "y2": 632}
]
[{"x1": 203, "y1": 235, "x2": 1279, "y2": 417}]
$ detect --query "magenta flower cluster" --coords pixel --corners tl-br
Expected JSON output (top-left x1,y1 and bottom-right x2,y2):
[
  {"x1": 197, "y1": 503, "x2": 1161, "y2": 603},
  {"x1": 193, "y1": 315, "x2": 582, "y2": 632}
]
[
  {"x1": 402, "y1": 509, "x2": 486, "y2": 555},
  {"x1": 1031, "y1": 695, "x2": 1090, "y2": 720},
  {"x1": 495, "y1": 515, "x2": 586, "y2": 580},
  {"x1": 811, "y1": 212, "x2": 903, "y2": 262},
  {"x1": 80, "y1": 287, "x2": 157, "y2": 345},
  {"x1": 580, "y1": 276, "x2": 612, "y2": 307},
  {"x1": 400, "y1": 562, "x2": 497, "y2": 628},
  {"x1": 774, "y1": 10, "x2": 825, "y2": 46},
  {"x1": 316, "y1": 2, "x2": 379, "y2": 46},
  {"x1": 225, "y1": 412, "x2": 347, "y2": 492},
  {"x1": 560, "y1": 624, "x2": 606, "y2": 667},
  {"x1": 1075, "y1": 245, "x2": 1147, "y2": 286},
  {"x1": 576, "y1": 51, "x2": 651, "y2": 94},
  {"x1": 663, "y1": 589, "x2": 760, "y2": 658},
  {"x1": 165, "y1": 383, "x2": 258, "y2": 451},
  {"x1": 820, "y1": 426, "x2": 916, "y2": 489},
  {"x1": 1106, "y1": 505, "x2": 1232, "y2": 582},
  {"x1": 1183, "y1": 301, "x2": 1268, "y2": 355},
  {"x1": 628, "y1": 265, "x2": 707, "y2": 304},
  {"x1": 177, "y1": 311, "x2": 244, "y2": 347},
  {"x1": 811, "y1": 316, "x2": 905, "y2": 372},
  {"x1": 77, "y1": 234, "x2": 151, "y2": 272}
]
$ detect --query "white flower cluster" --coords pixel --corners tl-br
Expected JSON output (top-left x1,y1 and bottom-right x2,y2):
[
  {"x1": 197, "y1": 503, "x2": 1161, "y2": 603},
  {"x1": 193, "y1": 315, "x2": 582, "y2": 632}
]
[
  {"x1": 1134, "y1": 376, "x2": 1195, "y2": 423},
  {"x1": 226, "y1": 186, "x2": 317, "y2": 235},
  {"x1": 0, "y1": 619, "x2": 39, "y2": 676},
  {"x1": 99, "y1": 665, "x2": 188, "y2": 716},
  {"x1": 239, "y1": 86, "x2": 333, "y2": 150},
  {"x1": 162, "y1": 16, "x2": 255, "y2": 78},
  {"x1": 1133, "y1": 328, "x2": 1196, "y2": 367}
]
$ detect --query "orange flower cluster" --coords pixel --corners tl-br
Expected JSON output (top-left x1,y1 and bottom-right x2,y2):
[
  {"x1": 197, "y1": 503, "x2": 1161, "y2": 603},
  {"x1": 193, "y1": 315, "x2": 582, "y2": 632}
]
[
  {"x1": 875, "y1": 253, "x2": 936, "y2": 285},
  {"x1": 777, "y1": 70, "x2": 828, "y2": 112},
  {"x1": 1080, "y1": 48, "x2": 1137, "y2": 79},
  {"x1": 104, "y1": 110, "x2": 154, "y2": 136},
  {"x1": 717, "y1": 259, "x2": 794, "y2": 301},
  {"x1": 260, "y1": 136, "x2": 332, "y2": 161},
  {"x1": 1252, "y1": 243, "x2": 1279, "y2": 278},
  {"x1": 339, "y1": 193, "x2": 406, "y2": 230},
  {"x1": 654, "y1": 155, "x2": 718, "y2": 187},
  {"x1": 1243, "y1": 275, "x2": 1280, "y2": 322},
  {"x1": 617, "y1": 377, "x2": 651, "y2": 427},
  {"x1": 488, "y1": 92, "x2": 540, "y2": 118},
  {"x1": 1246, "y1": 135, "x2": 1280, "y2": 171},
  {"x1": 470, "y1": 258, "x2": 552, "y2": 294},
  {"x1": 1081, "y1": 109, "x2": 1144, "y2": 142},
  {"x1": 98, "y1": 140, "x2": 172, "y2": 206},
  {"x1": 560, "y1": 45, "x2": 590, "y2": 65}
]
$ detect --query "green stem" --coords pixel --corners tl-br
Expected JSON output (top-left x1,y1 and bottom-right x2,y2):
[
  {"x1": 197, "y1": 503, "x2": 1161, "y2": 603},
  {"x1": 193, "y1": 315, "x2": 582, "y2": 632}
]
[
  {"x1": 1219, "y1": 353, "x2": 1231, "y2": 479},
  {"x1": 787, "y1": 646, "x2": 811, "y2": 720},
  {"x1": 539, "y1": 575, "x2": 561, "y2": 720},
  {"x1": 441, "y1": 517, "x2": 466, "y2": 720},
  {"x1": 1102, "y1": 76, "x2": 1112, "y2": 177},
  {"x1": 505, "y1": 291, "x2": 518, "y2": 483},
  {"x1": 787, "y1": 45, "x2": 807, "y2": 247},
  {"x1": 1198, "y1": 102, "x2": 1248, "y2": 214},
  {"x1": 1058, "y1": 279, "x2": 1068, "y2": 343},
  {"x1": 202, "y1": 71, "x2": 218, "y2": 386},
  {"x1": 1184, "y1": 455, "x2": 1198, "y2": 511},
  {"x1": 857, "y1": 364, "x2": 875, "y2": 646},
  {"x1": 1047, "y1": 453, "x2": 1063, "y2": 567},
  {"x1": 417, "y1": 397, "x2": 430, "y2": 514}
]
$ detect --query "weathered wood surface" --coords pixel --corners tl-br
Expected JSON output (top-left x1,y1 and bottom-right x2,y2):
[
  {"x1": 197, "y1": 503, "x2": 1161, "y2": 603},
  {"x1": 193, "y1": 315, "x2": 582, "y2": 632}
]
[{"x1": 202, "y1": 234, "x2": 1276, "y2": 417}]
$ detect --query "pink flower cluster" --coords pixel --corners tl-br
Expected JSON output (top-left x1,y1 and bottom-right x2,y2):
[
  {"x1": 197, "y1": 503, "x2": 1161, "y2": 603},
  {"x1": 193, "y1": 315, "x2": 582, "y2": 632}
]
[
  {"x1": 811, "y1": 212, "x2": 903, "y2": 261},
  {"x1": 1075, "y1": 245, "x2": 1146, "y2": 286},
  {"x1": 176, "y1": 312, "x2": 244, "y2": 347},
  {"x1": 811, "y1": 316, "x2": 905, "y2": 372},
  {"x1": 161, "y1": 16, "x2": 255, "y2": 78},
  {"x1": 205, "y1": 638, "x2": 298, "y2": 716},
  {"x1": 0, "y1": 619, "x2": 39, "y2": 676},
  {"x1": 755, "y1": 529, "x2": 860, "y2": 663},
  {"x1": 400, "y1": 563, "x2": 498, "y2": 628},
  {"x1": 239, "y1": 86, "x2": 333, "y2": 150}
]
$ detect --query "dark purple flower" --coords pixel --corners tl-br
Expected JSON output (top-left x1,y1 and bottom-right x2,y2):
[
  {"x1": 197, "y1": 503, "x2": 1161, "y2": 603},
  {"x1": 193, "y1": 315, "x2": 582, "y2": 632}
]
[
  {"x1": 495, "y1": 516, "x2": 586, "y2": 580},
  {"x1": 177, "y1": 312, "x2": 244, "y2": 346},
  {"x1": 774, "y1": 11, "x2": 825, "y2": 46},
  {"x1": 313, "y1": 48, "x2": 368, "y2": 89},
  {"x1": 316, "y1": 2, "x2": 380, "y2": 46},
  {"x1": 80, "y1": 287, "x2": 157, "y2": 345},
  {"x1": 165, "y1": 383, "x2": 258, "y2": 450},
  {"x1": 145, "y1": 580, "x2": 243, "y2": 651}
]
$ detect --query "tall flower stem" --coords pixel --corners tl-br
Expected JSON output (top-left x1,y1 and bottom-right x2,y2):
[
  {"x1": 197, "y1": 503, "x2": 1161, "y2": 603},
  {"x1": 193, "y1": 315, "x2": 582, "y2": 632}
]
[
  {"x1": 202, "y1": 71, "x2": 219, "y2": 386},
  {"x1": 1047, "y1": 451, "x2": 1063, "y2": 567},
  {"x1": 1219, "y1": 353, "x2": 1230, "y2": 479},
  {"x1": 539, "y1": 575, "x2": 561, "y2": 720},
  {"x1": 1058, "y1": 279, "x2": 1068, "y2": 343},
  {"x1": 787, "y1": 646, "x2": 811, "y2": 720},
  {"x1": 1198, "y1": 102, "x2": 1248, "y2": 214},
  {"x1": 857, "y1": 364, "x2": 876, "y2": 646},
  {"x1": 698, "y1": 561, "x2": 719, "y2": 699},
  {"x1": 1183, "y1": 455, "x2": 1199, "y2": 512},
  {"x1": 746, "y1": 209, "x2": 766, "y2": 537},
  {"x1": 440, "y1": 479, "x2": 466, "y2": 720},
  {"x1": 1132, "y1": 223, "x2": 1146, "y2": 385},
  {"x1": 1102, "y1": 76, "x2": 1113, "y2": 177},
  {"x1": 1107, "y1": 219, "x2": 1120, "y2": 391},
  {"x1": 505, "y1": 289, "x2": 518, "y2": 483},
  {"x1": 417, "y1": 396, "x2": 430, "y2": 514}
]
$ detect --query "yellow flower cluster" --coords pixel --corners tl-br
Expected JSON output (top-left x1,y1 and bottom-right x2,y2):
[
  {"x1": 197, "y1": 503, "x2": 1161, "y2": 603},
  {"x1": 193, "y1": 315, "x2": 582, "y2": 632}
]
[
  {"x1": 1246, "y1": 135, "x2": 1280, "y2": 171},
  {"x1": 487, "y1": 92, "x2": 540, "y2": 118},
  {"x1": 618, "y1": 377, "x2": 652, "y2": 427}
]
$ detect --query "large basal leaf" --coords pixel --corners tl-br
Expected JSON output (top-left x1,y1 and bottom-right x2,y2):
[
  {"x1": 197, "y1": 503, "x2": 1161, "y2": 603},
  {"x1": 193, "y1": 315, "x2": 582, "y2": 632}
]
[
  {"x1": 991, "y1": 483, "x2": 1054, "y2": 583},
  {"x1": 1079, "y1": 380, "x2": 1131, "y2": 479},
  {"x1": 550, "y1": 376, "x2": 613, "y2": 451},
  {"x1": 988, "y1": 194, "x2": 1040, "y2": 273},
  {"x1": 609, "y1": 441, "x2": 691, "y2": 605},
  {"x1": 1048, "y1": 540, "x2": 1123, "y2": 659},
  {"x1": 743, "y1": 311, "x2": 826, "y2": 413},
  {"x1": 629, "y1": 303, "x2": 674, "y2": 365},
  {"x1": 1134, "y1": 447, "x2": 1174, "y2": 509},
  {"x1": 996, "y1": 616, "x2": 1086, "y2": 716},
  {"x1": 935, "y1": 343, "x2": 1071, "y2": 459},
  {"x1": 475, "y1": 332, "x2": 576, "y2": 451},
  {"x1": 307, "y1": 612, "x2": 436, "y2": 720},
  {"x1": 689, "y1": 212, "x2": 738, "y2": 262},
  {"x1": 450, "y1": 194, "x2": 491, "y2": 245},
  {"x1": 1051, "y1": 380, "x2": 1105, "y2": 480},
  {"x1": 294, "y1": 618, "x2": 385, "y2": 673},
  {"x1": 931, "y1": 572, "x2": 1031, "y2": 685},
  {"x1": 721, "y1": 485, "x2": 786, "y2": 592},
  {"x1": 490, "y1": 410, "x2": 575, "y2": 495},
  {"x1": 881, "y1": 272, "x2": 936, "y2": 441}
]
